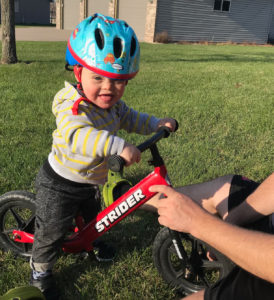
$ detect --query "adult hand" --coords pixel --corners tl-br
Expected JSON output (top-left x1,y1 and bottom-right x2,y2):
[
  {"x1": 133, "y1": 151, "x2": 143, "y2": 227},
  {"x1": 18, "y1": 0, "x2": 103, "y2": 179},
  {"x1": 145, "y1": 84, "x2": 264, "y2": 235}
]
[{"x1": 149, "y1": 185, "x2": 207, "y2": 234}]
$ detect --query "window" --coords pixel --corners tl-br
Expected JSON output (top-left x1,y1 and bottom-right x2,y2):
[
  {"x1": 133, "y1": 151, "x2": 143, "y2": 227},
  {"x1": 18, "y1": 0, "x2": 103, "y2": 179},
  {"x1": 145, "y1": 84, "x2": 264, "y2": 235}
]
[{"x1": 213, "y1": 0, "x2": 231, "y2": 12}]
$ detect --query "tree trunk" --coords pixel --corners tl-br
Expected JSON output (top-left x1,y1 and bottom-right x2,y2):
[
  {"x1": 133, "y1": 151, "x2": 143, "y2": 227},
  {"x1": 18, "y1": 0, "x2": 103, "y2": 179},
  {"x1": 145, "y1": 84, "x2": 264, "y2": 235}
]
[{"x1": 1, "y1": 0, "x2": 17, "y2": 64}]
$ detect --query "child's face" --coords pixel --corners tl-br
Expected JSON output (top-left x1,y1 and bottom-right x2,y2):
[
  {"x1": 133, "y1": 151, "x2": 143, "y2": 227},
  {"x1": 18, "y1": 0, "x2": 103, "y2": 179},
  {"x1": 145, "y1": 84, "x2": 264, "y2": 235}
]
[{"x1": 81, "y1": 68, "x2": 127, "y2": 109}]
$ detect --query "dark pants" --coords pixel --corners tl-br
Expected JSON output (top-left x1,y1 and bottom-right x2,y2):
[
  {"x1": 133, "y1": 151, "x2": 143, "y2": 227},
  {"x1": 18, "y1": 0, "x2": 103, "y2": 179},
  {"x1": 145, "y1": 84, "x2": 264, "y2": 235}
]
[
  {"x1": 204, "y1": 175, "x2": 274, "y2": 300},
  {"x1": 30, "y1": 161, "x2": 101, "y2": 272}
]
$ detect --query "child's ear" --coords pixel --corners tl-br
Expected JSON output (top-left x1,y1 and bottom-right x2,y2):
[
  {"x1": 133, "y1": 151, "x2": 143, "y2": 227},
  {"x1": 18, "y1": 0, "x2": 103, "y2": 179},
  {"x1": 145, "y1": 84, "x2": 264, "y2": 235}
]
[{"x1": 73, "y1": 65, "x2": 83, "y2": 82}]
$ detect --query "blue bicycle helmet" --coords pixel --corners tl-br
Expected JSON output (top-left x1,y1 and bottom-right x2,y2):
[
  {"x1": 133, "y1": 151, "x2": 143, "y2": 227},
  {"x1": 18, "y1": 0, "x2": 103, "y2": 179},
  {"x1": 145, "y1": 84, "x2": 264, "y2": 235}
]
[{"x1": 66, "y1": 13, "x2": 140, "y2": 80}]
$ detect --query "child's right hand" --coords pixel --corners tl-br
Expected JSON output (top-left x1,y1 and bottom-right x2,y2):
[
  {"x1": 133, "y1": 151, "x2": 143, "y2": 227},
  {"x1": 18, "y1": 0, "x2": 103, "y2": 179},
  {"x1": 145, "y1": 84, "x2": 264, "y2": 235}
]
[{"x1": 120, "y1": 142, "x2": 141, "y2": 166}]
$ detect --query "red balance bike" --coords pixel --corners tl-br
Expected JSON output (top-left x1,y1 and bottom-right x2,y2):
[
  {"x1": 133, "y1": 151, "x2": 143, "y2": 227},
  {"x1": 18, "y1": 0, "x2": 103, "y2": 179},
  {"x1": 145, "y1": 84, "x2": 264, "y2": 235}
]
[{"x1": 0, "y1": 127, "x2": 233, "y2": 296}]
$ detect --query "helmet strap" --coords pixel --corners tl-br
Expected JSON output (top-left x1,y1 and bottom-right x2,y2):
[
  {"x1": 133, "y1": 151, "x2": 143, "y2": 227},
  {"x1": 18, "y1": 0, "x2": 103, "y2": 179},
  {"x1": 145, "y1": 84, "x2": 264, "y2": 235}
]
[
  {"x1": 73, "y1": 65, "x2": 83, "y2": 91},
  {"x1": 72, "y1": 65, "x2": 90, "y2": 115}
]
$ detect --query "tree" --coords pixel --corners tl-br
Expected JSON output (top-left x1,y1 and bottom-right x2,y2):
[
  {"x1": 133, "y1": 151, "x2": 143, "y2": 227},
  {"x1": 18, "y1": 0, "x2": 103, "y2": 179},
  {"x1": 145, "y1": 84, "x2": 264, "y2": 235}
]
[{"x1": 1, "y1": 0, "x2": 17, "y2": 64}]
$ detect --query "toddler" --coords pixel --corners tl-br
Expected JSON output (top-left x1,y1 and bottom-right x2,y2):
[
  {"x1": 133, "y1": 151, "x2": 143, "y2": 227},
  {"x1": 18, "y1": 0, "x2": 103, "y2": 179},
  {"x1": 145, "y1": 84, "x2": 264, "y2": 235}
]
[{"x1": 30, "y1": 13, "x2": 176, "y2": 300}]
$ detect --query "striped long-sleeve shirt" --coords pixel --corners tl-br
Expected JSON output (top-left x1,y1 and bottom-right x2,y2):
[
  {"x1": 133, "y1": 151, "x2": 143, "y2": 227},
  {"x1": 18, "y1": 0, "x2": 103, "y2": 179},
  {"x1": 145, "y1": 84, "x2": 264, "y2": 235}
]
[{"x1": 48, "y1": 82, "x2": 160, "y2": 184}]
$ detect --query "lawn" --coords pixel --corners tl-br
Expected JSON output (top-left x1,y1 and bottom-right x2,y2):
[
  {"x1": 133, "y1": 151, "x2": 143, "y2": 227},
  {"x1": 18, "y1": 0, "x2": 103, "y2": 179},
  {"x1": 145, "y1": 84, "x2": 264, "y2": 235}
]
[{"x1": 0, "y1": 41, "x2": 273, "y2": 299}]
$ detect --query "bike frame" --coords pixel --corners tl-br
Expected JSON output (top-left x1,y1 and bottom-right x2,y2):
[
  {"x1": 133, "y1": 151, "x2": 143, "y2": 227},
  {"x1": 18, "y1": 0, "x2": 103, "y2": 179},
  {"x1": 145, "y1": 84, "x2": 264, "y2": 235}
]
[
  {"x1": 63, "y1": 163, "x2": 170, "y2": 253},
  {"x1": 12, "y1": 130, "x2": 172, "y2": 254}
]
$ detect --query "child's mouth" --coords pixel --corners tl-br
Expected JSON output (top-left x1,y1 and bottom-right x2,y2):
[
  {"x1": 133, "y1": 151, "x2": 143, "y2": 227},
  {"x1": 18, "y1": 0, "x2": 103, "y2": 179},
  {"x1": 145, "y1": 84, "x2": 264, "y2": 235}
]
[{"x1": 99, "y1": 94, "x2": 113, "y2": 102}]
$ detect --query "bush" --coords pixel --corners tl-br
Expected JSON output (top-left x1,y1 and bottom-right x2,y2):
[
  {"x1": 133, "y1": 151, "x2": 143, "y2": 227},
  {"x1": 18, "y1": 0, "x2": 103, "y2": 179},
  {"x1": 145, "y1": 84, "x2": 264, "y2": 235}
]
[{"x1": 154, "y1": 31, "x2": 170, "y2": 43}]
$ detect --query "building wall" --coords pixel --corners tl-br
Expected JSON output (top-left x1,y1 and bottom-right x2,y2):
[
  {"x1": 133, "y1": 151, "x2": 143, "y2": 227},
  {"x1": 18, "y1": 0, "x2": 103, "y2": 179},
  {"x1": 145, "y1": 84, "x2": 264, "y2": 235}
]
[
  {"x1": 144, "y1": 0, "x2": 158, "y2": 43},
  {"x1": 14, "y1": 0, "x2": 50, "y2": 25},
  {"x1": 63, "y1": 0, "x2": 80, "y2": 30},
  {"x1": 155, "y1": 0, "x2": 274, "y2": 44},
  {"x1": 87, "y1": 0, "x2": 109, "y2": 16},
  {"x1": 117, "y1": 0, "x2": 148, "y2": 41}
]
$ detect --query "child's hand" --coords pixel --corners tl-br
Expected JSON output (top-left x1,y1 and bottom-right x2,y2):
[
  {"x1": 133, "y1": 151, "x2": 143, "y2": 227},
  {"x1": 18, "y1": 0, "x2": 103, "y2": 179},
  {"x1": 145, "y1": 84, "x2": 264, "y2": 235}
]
[
  {"x1": 120, "y1": 142, "x2": 141, "y2": 166},
  {"x1": 157, "y1": 118, "x2": 177, "y2": 132}
]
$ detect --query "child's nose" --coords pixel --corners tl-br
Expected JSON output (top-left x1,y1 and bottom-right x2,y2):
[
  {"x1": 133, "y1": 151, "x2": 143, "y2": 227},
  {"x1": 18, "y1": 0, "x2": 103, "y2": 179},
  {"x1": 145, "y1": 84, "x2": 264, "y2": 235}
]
[{"x1": 102, "y1": 78, "x2": 113, "y2": 89}]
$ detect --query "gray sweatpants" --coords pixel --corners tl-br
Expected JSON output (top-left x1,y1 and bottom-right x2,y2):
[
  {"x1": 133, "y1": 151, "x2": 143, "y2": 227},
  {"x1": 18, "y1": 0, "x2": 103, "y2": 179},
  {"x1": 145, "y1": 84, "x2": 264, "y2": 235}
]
[{"x1": 30, "y1": 163, "x2": 101, "y2": 272}]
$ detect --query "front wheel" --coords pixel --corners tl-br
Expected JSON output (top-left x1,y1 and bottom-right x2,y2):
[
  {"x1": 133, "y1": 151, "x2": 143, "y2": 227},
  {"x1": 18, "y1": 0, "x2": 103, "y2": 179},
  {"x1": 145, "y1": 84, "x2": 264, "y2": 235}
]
[
  {"x1": 0, "y1": 191, "x2": 36, "y2": 258},
  {"x1": 153, "y1": 227, "x2": 234, "y2": 295}
]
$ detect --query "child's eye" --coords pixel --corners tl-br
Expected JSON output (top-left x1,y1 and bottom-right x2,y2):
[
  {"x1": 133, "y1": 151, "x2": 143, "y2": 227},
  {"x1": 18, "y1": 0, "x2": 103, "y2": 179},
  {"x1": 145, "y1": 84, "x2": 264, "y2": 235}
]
[{"x1": 91, "y1": 75, "x2": 103, "y2": 81}]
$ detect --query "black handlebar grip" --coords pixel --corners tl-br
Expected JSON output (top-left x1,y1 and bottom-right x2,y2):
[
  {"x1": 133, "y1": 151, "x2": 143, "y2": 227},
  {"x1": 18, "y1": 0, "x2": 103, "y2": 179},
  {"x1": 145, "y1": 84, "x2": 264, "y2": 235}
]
[
  {"x1": 107, "y1": 155, "x2": 126, "y2": 172},
  {"x1": 156, "y1": 126, "x2": 171, "y2": 137}
]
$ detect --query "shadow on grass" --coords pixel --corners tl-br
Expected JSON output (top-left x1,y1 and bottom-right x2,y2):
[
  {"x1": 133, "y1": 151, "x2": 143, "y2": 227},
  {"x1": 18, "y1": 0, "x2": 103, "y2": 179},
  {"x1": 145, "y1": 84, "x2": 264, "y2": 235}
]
[{"x1": 55, "y1": 210, "x2": 161, "y2": 299}]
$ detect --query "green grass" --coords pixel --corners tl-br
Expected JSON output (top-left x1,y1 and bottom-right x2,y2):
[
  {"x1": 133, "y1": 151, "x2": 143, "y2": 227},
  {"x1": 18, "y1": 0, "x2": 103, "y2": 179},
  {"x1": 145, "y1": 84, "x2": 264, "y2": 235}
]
[{"x1": 0, "y1": 41, "x2": 273, "y2": 299}]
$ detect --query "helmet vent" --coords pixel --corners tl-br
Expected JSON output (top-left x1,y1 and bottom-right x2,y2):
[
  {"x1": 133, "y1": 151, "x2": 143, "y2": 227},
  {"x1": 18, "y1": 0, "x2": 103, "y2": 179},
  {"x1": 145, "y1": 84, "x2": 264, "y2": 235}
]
[
  {"x1": 130, "y1": 37, "x2": 137, "y2": 57},
  {"x1": 95, "y1": 28, "x2": 104, "y2": 50},
  {"x1": 113, "y1": 37, "x2": 123, "y2": 58}
]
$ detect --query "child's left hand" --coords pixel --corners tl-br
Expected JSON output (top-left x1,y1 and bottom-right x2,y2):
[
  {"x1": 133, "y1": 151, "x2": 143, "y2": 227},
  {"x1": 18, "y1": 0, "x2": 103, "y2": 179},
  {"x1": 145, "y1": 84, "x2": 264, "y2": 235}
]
[{"x1": 157, "y1": 118, "x2": 177, "y2": 132}]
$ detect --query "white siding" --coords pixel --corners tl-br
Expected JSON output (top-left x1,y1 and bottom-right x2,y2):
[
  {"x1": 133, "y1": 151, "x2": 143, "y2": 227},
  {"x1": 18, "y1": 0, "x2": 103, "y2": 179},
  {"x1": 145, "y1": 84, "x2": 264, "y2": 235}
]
[{"x1": 155, "y1": 0, "x2": 274, "y2": 44}]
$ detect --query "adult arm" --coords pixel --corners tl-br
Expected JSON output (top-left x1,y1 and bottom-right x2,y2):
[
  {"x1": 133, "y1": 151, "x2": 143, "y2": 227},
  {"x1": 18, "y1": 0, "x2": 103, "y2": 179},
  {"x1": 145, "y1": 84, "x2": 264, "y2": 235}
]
[{"x1": 150, "y1": 177, "x2": 274, "y2": 283}]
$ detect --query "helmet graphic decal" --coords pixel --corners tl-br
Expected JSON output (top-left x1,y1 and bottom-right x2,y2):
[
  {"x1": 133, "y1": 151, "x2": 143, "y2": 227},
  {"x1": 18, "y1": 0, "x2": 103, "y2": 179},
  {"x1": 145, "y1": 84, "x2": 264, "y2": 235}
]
[
  {"x1": 82, "y1": 40, "x2": 96, "y2": 67},
  {"x1": 112, "y1": 63, "x2": 123, "y2": 70},
  {"x1": 73, "y1": 28, "x2": 79, "y2": 39},
  {"x1": 104, "y1": 53, "x2": 115, "y2": 64}
]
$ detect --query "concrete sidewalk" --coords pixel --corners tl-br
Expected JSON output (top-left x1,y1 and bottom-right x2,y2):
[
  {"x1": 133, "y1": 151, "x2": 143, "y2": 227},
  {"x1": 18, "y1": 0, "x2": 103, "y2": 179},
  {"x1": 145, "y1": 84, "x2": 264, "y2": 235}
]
[{"x1": 1, "y1": 27, "x2": 71, "y2": 42}]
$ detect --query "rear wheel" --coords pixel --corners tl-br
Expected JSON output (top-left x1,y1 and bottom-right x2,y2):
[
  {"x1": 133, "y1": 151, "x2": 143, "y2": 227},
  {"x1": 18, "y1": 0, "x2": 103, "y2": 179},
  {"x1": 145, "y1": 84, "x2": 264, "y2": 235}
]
[
  {"x1": 153, "y1": 227, "x2": 234, "y2": 295},
  {"x1": 0, "y1": 191, "x2": 36, "y2": 257}
]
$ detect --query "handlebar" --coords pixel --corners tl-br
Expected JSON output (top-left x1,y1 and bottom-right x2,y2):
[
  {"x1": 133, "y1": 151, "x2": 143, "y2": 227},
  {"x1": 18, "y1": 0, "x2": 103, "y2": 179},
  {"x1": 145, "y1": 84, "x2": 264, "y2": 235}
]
[
  {"x1": 108, "y1": 122, "x2": 178, "y2": 172},
  {"x1": 137, "y1": 126, "x2": 171, "y2": 153}
]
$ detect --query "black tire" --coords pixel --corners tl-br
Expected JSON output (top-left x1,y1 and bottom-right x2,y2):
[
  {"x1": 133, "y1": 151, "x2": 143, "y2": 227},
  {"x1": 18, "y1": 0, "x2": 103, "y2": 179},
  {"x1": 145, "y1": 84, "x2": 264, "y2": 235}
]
[
  {"x1": 0, "y1": 190, "x2": 36, "y2": 258},
  {"x1": 153, "y1": 227, "x2": 234, "y2": 295}
]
